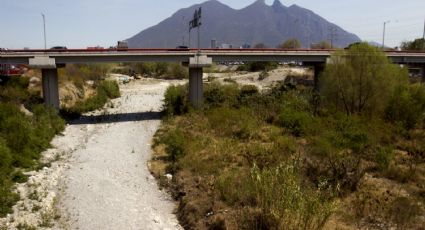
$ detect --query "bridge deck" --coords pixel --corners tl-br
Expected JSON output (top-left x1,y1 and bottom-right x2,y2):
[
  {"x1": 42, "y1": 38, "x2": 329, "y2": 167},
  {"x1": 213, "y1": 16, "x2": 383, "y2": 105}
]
[{"x1": 1, "y1": 49, "x2": 425, "y2": 64}]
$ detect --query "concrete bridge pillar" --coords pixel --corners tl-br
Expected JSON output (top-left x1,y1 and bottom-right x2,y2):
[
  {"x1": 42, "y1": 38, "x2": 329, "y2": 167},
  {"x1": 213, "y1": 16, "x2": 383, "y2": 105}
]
[
  {"x1": 42, "y1": 69, "x2": 60, "y2": 110},
  {"x1": 305, "y1": 62, "x2": 325, "y2": 91},
  {"x1": 28, "y1": 56, "x2": 60, "y2": 110},
  {"x1": 313, "y1": 63, "x2": 325, "y2": 91},
  {"x1": 422, "y1": 65, "x2": 425, "y2": 83},
  {"x1": 188, "y1": 55, "x2": 212, "y2": 108},
  {"x1": 189, "y1": 67, "x2": 204, "y2": 108}
]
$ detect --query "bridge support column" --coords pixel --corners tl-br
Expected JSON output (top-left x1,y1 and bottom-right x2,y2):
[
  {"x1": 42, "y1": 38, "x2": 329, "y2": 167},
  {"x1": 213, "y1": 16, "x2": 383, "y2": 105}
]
[
  {"x1": 189, "y1": 67, "x2": 204, "y2": 108},
  {"x1": 422, "y1": 65, "x2": 425, "y2": 83},
  {"x1": 42, "y1": 69, "x2": 60, "y2": 110},
  {"x1": 188, "y1": 55, "x2": 212, "y2": 108},
  {"x1": 305, "y1": 62, "x2": 325, "y2": 91}
]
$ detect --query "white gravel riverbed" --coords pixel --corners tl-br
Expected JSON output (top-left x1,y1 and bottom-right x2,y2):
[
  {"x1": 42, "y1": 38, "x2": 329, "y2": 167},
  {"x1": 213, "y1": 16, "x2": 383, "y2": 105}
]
[
  {"x1": 0, "y1": 79, "x2": 183, "y2": 230},
  {"x1": 59, "y1": 79, "x2": 182, "y2": 230}
]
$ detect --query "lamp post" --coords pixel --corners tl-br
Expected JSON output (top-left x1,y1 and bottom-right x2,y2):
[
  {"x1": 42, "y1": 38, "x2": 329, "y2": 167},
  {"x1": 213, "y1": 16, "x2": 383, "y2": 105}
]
[
  {"x1": 382, "y1": 20, "x2": 390, "y2": 49},
  {"x1": 42, "y1": 13, "x2": 46, "y2": 50},
  {"x1": 422, "y1": 17, "x2": 425, "y2": 50},
  {"x1": 293, "y1": 19, "x2": 299, "y2": 49}
]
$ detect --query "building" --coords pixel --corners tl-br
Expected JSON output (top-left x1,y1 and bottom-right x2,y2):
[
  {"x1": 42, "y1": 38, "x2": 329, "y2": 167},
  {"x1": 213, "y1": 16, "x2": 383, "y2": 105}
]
[{"x1": 211, "y1": 39, "x2": 217, "y2": 49}]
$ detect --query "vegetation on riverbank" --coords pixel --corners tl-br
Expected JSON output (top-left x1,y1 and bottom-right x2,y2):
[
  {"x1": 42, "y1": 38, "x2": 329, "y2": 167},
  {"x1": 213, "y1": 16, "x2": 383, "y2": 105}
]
[
  {"x1": 0, "y1": 63, "x2": 121, "y2": 217},
  {"x1": 63, "y1": 80, "x2": 120, "y2": 116},
  {"x1": 0, "y1": 77, "x2": 65, "y2": 217},
  {"x1": 151, "y1": 43, "x2": 425, "y2": 229}
]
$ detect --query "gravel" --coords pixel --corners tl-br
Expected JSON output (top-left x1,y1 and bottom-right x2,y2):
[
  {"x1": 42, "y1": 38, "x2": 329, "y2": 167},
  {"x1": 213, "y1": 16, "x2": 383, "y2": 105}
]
[
  {"x1": 59, "y1": 79, "x2": 182, "y2": 230},
  {"x1": 0, "y1": 79, "x2": 183, "y2": 230}
]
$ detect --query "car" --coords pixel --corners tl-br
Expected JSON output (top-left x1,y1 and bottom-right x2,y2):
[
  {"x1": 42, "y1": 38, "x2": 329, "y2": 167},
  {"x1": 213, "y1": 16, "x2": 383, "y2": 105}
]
[
  {"x1": 50, "y1": 46, "x2": 68, "y2": 50},
  {"x1": 175, "y1": 45, "x2": 189, "y2": 50}
]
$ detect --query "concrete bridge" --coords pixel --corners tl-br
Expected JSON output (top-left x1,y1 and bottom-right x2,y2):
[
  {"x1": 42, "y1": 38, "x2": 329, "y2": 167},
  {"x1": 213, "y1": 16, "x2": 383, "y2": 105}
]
[{"x1": 1, "y1": 49, "x2": 425, "y2": 109}]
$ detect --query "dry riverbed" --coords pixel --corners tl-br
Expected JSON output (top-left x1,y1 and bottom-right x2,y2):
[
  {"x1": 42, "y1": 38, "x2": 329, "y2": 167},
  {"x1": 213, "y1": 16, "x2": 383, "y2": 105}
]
[{"x1": 0, "y1": 79, "x2": 183, "y2": 230}]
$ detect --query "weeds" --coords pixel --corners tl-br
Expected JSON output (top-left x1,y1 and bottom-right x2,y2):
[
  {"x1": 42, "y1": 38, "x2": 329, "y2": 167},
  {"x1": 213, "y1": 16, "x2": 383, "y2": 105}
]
[{"x1": 65, "y1": 80, "x2": 120, "y2": 115}]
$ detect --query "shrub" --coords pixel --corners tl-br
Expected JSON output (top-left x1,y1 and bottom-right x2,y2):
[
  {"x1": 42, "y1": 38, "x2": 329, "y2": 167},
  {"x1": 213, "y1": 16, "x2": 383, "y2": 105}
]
[
  {"x1": 278, "y1": 108, "x2": 314, "y2": 136},
  {"x1": 204, "y1": 82, "x2": 239, "y2": 108},
  {"x1": 249, "y1": 162, "x2": 334, "y2": 230},
  {"x1": 98, "y1": 80, "x2": 120, "y2": 99},
  {"x1": 0, "y1": 77, "x2": 30, "y2": 104},
  {"x1": 385, "y1": 84, "x2": 425, "y2": 129},
  {"x1": 161, "y1": 128, "x2": 186, "y2": 162},
  {"x1": 163, "y1": 85, "x2": 188, "y2": 116},
  {"x1": 375, "y1": 146, "x2": 394, "y2": 171},
  {"x1": 320, "y1": 42, "x2": 409, "y2": 116},
  {"x1": 0, "y1": 179, "x2": 19, "y2": 217},
  {"x1": 207, "y1": 107, "x2": 258, "y2": 140},
  {"x1": 166, "y1": 63, "x2": 188, "y2": 79},
  {"x1": 0, "y1": 138, "x2": 12, "y2": 177},
  {"x1": 67, "y1": 80, "x2": 120, "y2": 114},
  {"x1": 237, "y1": 62, "x2": 278, "y2": 72}
]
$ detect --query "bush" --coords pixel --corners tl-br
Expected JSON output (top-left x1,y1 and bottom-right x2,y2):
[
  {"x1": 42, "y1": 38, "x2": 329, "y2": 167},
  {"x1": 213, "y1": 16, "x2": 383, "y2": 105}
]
[
  {"x1": 385, "y1": 84, "x2": 425, "y2": 129},
  {"x1": 207, "y1": 107, "x2": 258, "y2": 140},
  {"x1": 0, "y1": 138, "x2": 12, "y2": 177},
  {"x1": 375, "y1": 147, "x2": 394, "y2": 171},
  {"x1": 321, "y1": 42, "x2": 409, "y2": 116},
  {"x1": 0, "y1": 77, "x2": 30, "y2": 104},
  {"x1": 249, "y1": 162, "x2": 334, "y2": 230},
  {"x1": 0, "y1": 104, "x2": 64, "y2": 217},
  {"x1": 67, "y1": 80, "x2": 120, "y2": 114},
  {"x1": 204, "y1": 82, "x2": 240, "y2": 108},
  {"x1": 0, "y1": 179, "x2": 19, "y2": 217},
  {"x1": 166, "y1": 63, "x2": 188, "y2": 79},
  {"x1": 98, "y1": 80, "x2": 120, "y2": 99},
  {"x1": 278, "y1": 108, "x2": 314, "y2": 136},
  {"x1": 237, "y1": 62, "x2": 278, "y2": 72},
  {"x1": 160, "y1": 128, "x2": 186, "y2": 162},
  {"x1": 163, "y1": 85, "x2": 188, "y2": 116}
]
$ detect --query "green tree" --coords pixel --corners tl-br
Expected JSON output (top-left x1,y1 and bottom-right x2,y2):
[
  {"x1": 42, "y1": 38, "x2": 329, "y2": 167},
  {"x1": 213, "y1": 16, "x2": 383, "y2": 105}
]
[
  {"x1": 311, "y1": 41, "x2": 332, "y2": 49},
  {"x1": 400, "y1": 38, "x2": 425, "y2": 51},
  {"x1": 253, "y1": 43, "x2": 267, "y2": 48},
  {"x1": 279, "y1": 39, "x2": 301, "y2": 49},
  {"x1": 320, "y1": 42, "x2": 409, "y2": 116}
]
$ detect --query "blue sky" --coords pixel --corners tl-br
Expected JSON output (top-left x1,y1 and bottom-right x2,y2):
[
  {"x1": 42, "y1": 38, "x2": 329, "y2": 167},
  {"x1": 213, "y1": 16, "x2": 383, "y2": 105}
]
[{"x1": 1, "y1": 0, "x2": 424, "y2": 49}]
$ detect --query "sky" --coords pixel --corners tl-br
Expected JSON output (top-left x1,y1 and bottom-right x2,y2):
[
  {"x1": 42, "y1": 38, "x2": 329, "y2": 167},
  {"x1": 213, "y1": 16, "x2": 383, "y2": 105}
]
[{"x1": 1, "y1": 0, "x2": 424, "y2": 49}]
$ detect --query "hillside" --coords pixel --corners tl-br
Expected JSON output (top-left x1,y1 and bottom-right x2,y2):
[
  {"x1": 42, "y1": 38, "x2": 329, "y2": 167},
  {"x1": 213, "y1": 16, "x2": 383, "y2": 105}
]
[{"x1": 127, "y1": 0, "x2": 361, "y2": 48}]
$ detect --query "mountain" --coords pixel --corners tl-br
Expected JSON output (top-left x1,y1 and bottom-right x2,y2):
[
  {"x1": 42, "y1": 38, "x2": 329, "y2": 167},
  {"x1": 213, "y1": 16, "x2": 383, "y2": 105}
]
[{"x1": 126, "y1": 0, "x2": 361, "y2": 48}]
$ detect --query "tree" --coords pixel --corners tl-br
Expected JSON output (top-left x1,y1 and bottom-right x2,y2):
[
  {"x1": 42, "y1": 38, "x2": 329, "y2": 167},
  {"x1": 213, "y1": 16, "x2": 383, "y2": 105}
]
[
  {"x1": 279, "y1": 39, "x2": 301, "y2": 49},
  {"x1": 320, "y1": 42, "x2": 409, "y2": 116},
  {"x1": 311, "y1": 41, "x2": 332, "y2": 49},
  {"x1": 253, "y1": 43, "x2": 267, "y2": 48},
  {"x1": 400, "y1": 38, "x2": 425, "y2": 51}
]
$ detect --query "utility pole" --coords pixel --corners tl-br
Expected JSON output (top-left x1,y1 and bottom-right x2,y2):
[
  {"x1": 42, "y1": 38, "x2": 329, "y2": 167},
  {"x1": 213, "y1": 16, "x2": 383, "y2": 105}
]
[
  {"x1": 382, "y1": 20, "x2": 390, "y2": 49},
  {"x1": 422, "y1": 17, "x2": 425, "y2": 50},
  {"x1": 42, "y1": 13, "x2": 46, "y2": 50},
  {"x1": 328, "y1": 26, "x2": 337, "y2": 48}
]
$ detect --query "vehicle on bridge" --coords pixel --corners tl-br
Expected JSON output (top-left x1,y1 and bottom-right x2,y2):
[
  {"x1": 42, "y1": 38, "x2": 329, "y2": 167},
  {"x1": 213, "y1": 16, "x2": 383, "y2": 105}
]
[
  {"x1": 117, "y1": 41, "x2": 128, "y2": 51},
  {"x1": 50, "y1": 46, "x2": 68, "y2": 50}
]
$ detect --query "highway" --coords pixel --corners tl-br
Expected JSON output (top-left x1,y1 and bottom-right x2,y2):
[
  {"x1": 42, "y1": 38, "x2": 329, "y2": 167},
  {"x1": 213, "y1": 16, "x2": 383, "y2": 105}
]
[{"x1": 1, "y1": 49, "x2": 425, "y2": 64}]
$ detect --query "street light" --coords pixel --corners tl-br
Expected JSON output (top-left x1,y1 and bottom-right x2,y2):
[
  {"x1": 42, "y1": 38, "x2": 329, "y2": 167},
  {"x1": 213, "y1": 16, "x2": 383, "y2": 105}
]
[
  {"x1": 42, "y1": 13, "x2": 46, "y2": 50},
  {"x1": 382, "y1": 20, "x2": 390, "y2": 49},
  {"x1": 293, "y1": 19, "x2": 299, "y2": 49}
]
